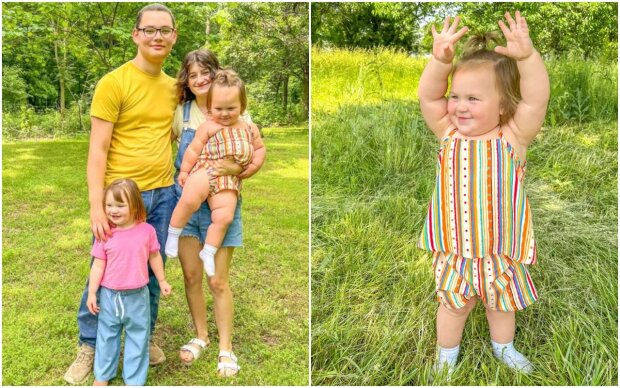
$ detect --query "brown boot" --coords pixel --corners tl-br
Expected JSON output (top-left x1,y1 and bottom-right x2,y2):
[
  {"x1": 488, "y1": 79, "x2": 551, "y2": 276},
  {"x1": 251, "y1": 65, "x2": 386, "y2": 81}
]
[
  {"x1": 64, "y1": 344, "x2": 95, "y2": 384},
  {"x1": 149, "y1": 341, "x2": 166, "y2": 365}
]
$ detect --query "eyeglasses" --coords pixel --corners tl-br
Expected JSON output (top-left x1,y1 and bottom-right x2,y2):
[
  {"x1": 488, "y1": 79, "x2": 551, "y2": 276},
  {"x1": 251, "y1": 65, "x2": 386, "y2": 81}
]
[{"x1": 137, "y1": 26, "x2": 176, "y2": 38}]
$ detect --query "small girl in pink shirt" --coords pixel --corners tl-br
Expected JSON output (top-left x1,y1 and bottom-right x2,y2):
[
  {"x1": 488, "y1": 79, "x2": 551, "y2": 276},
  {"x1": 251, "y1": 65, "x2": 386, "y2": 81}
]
[{"x1": 87, "y1": 178, "x2": 172, "y2": 386}]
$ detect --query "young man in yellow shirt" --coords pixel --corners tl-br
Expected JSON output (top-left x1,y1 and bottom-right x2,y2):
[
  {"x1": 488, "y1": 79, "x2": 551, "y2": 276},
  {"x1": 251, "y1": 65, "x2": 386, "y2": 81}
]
[{"x1": 65, "y1": 4, "x2": 178, "y2": 384}]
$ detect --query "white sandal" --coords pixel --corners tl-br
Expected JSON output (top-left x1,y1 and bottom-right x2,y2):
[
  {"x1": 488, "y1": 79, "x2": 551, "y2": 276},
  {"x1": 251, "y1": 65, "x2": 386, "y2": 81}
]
[
  {"x1": 179, "y1": 338, "x2": 209, "y2": 366},
  {"x1": 217, "y1": 350, "x2": 240, "y2": 377}
]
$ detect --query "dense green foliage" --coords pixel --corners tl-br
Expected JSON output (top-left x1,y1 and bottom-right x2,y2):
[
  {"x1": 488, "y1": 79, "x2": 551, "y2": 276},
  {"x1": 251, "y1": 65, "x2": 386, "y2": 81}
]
[
  {"x1": 312, "y1": 48, "x2": 617, "y2": 128},
  {"x1": 311, "y1": 48, "x2": 617, "y2": 385},
  {"x1": 3, "y1": 127, "x2": 309, "y2": 385},
  {"x1": 2, "y1": 2, "x2": 308, "y2": 138},
  {"x1": 312, "y1": 2, "x2": 617, "y2": 60}
]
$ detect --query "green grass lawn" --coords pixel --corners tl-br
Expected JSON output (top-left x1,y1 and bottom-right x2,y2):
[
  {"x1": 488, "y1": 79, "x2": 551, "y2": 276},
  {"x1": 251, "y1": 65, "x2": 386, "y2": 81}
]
[
  {"x1": 311, "y1": 48, "x2": 618, "y2": 385},
  {"x1": 2, "y1": 126, "x2": 309, "y2": 385}
]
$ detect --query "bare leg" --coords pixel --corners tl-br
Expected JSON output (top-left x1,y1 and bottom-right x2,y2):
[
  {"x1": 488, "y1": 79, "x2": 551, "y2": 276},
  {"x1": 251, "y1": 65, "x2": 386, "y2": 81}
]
[
  {"x1": 436, "y1": 296, "x2": 478, "y2": 348},
  {"x1": 166, "y1": 172, "x2": 213, "y2": 258},
  {"x1": 93, "y1": 381, "x2": 108, "y2": 386},
  {"x1": 485, "y1": 307, "x2": 515, "y2": 343},
  {"x1": 205, "y1": 191, "x2": 238, "y2": 248},
  {"x1": 200, "y1": 191, "x2": 237, "y2": 276},
  {"x1": 170, "y1": 172, "x2": 212, "y2": 228},
  {"x1": 207, "y1": 247, "x2": 237, "y2": 377},
  {"x1": 178, "y1": 237, "x2": 210, "y2": 363}
]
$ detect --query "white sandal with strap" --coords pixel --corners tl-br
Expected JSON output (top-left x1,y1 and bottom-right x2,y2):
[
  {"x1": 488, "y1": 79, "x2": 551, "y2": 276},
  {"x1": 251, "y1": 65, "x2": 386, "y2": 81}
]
[
  {"x1": 217, "y1": 350, "x2": 240, "y2": 377},
  {"x1": 179, "y1": 338, "x2": 209, "y2": 366}
]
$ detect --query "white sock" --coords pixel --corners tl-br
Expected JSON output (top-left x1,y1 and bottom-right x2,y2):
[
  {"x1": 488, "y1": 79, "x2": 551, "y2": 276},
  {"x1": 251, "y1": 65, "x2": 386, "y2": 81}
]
[
  {"x1": 164, "y1": 226, "x2": 183, "y2": 258},
  {"x1": 491, "y1": 340, "x2": 533, "y2": 373},
  {"x1": 199, "y1": 244, "x2": 218, "y2": 277},
  {"x1": 435, "y1": 344, "x2": 460, "y2": 374}
]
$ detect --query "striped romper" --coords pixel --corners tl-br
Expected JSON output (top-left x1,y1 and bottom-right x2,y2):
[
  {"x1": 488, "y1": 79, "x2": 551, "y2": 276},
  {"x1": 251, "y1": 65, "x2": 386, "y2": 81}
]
[
  {"x1": 189, "y1": 126, "x2": 254, "y2": 197},
  {"x1": 418, "y1": 127, "x2": 538, "y2": 312}
]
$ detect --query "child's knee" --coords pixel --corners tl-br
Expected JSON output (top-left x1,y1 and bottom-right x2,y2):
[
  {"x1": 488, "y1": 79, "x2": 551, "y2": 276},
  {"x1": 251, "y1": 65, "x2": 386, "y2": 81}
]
[
  {"x1": 443, "y1": 296, "x2": 477, "y2": 317},
  {"x1": 211, "y1": 209, "x2": 235, "y2": 226},
  {"x1": 178, "y1": 195, "x2": 201, "y2": 213}
]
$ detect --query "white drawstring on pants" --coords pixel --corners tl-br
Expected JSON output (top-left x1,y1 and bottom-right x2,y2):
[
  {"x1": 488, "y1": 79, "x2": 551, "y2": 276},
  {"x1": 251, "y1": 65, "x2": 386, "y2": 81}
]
[{"x1": 113, "y1": 293, "x2": 125, "y2": 320}]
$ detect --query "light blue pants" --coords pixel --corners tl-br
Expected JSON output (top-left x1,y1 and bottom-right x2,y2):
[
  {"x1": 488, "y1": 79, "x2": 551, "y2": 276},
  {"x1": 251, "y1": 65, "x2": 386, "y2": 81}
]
[{"x1": 94, "y1": 286, "x2": 150, "y2": 385}]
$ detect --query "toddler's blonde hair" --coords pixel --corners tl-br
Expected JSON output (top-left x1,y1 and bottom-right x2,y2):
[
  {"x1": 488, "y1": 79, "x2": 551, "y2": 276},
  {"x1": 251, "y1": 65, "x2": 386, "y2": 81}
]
[
  {"x1": 206, "y1": 69, "x2": 247, "y2": 114},
  {"x1": 104, "y1": 178, "x2": 147, "y2": 223},
  {"x1": 453, "y1": 32, "x2": 521, "y2": 125}
]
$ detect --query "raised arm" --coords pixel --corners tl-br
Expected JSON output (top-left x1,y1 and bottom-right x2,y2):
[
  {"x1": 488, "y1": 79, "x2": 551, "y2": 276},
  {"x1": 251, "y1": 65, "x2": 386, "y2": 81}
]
[
  {"x1": 239, "y1": 124, "x2": 266, "y2": 179},
  {"x1": 496, "y1": 11, "x2": 550, "y2": 146},
  {"x1": 418, "y1": 16, "x2": 469, "y2": 138},
  {"x1": 87, "y1": 117, "x2": 114, "y2": 241}
]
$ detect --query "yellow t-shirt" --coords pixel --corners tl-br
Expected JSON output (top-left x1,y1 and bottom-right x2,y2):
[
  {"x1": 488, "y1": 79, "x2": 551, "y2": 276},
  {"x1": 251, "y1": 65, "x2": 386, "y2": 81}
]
[{"x1": 90, "y1": 61, "x2": 177, "y2": 190}]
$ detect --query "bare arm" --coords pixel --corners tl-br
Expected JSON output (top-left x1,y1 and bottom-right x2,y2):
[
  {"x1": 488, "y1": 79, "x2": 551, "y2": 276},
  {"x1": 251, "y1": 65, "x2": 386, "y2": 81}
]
[
  {"x1": 496, "y1": 11, "x2": 549, "y2": 146},
  {"x1": 86, "y1": 258, "x2": 106, "y2": 314},
  {"x1": 418, "y1": 16, "x2": 469, "y2": 138},
  {"x1": 239, "y1": 124, "x2": 266, "y2": 179},
  {"x1": 87, "y1": 117, "x2": 114, "y2": 241},
  {"x1": 149, "y1": 251, "x2": 171, "y2": 296}
]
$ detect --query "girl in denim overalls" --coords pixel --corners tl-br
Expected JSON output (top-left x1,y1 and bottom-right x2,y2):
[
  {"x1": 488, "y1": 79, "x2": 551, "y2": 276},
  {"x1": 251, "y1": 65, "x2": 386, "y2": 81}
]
[{"x1": 170, "y1": 50, "x2": 260, "y2": 376}]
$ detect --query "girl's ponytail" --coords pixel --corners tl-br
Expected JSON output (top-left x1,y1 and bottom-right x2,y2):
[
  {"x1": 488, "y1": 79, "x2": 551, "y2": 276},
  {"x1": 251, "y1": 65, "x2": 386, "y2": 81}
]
[{"x1": 462, "y1": 31, "x2": 504, "y2": 57}]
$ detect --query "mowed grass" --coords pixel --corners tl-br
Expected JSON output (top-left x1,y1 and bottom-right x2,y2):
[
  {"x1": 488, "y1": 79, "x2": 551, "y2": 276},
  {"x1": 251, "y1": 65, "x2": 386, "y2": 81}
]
[
  {"x1": 311, "y1": 48, "x2": 617, "y2": 385},
  {"x1": 2, "y1": 126, "x2": 309, "y2": 386}
]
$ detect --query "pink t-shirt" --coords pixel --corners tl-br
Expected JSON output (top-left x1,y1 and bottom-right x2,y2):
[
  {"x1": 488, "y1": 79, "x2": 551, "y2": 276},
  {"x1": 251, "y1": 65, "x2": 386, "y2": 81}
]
[{"x1": 90, "y1": 222, "x2": 160, "y2": 290}]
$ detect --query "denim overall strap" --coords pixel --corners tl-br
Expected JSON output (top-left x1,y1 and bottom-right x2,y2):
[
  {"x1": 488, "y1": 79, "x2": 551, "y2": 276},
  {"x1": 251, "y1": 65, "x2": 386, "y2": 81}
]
[
  {"x1": 174, "y1": 101, "x2": 197, "y2": 172},
  {"x1": 183, "y1": 99, "x2": 191, "y2": 126}
]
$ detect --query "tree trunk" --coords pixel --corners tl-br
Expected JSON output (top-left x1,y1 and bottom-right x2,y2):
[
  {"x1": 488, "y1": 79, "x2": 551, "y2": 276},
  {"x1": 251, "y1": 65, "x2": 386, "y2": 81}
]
[
  {"x1": 53, "y1": 39, "x2": 66, "y2": 116},
  {"x1": 301, "y1": 61, "x2": 309, "y2": 118},
  {"x1": 282, "y1": 74, "x2": 289, "y2": 115}
]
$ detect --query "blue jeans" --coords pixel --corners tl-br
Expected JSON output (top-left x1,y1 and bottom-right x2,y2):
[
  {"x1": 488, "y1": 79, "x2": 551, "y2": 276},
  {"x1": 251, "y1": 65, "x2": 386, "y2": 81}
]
[
  {"x1": 77, "y1": 185, "x2": 176, "y2": 347},
  {"x1": 94, "y1": 286, "x2": 150, "y2": 385}
]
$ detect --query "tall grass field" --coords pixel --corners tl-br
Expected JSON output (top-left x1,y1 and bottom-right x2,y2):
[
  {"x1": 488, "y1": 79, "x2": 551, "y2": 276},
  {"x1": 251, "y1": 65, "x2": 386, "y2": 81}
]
[
  {"x1": 2, "y1": 126, "x2": 309, "y2": 385},
  {"x1": 311, "y1": 47, "x2": 617, "y2": 385}
]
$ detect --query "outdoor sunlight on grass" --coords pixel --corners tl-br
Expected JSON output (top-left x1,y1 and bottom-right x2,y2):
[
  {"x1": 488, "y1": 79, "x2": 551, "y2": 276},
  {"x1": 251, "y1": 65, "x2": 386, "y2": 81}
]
[
  {"x1": 2, "y1": 127, "x2": 309, "y2": 386},
  {"x1": 311, "y1": 47, "x2": 617, "y2": 386},
  {"x1": 312, "y1": 48, "x2": 425, "y2": 113}
]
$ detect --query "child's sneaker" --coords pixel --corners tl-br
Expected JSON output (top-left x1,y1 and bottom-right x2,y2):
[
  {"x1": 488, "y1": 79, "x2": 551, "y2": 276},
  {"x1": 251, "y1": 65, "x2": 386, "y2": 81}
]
[
  {"x1": 431, "y1": 344, "x2": 459, "y2": 380},
  {"x1": 63, "y1": 344, "x2": 94, "y2": 384},
  {"x1": 491, "y1": 340, "x2": 533, "y2": 373}
]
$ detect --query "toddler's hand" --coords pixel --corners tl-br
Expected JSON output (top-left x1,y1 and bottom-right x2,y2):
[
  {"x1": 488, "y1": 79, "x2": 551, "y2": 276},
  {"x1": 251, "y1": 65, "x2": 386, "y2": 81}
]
[
  {"x1": 207, "y1": 157, "x2": 243, "y2": 177},
  {"x1": 159, "y1": 280, "x2": 172, "y2": 296},
  {"x1": 87, "y1": 293, "x2": 99, "y2": 315},
  {"x1": 431, "y1": 16, "x2": 469, "y2": 64},
  {"x1": 178, "y1": 172, "x2": 188, "y2": 187},
  {"x1": 495, "y1": 11, "x2": 534, "y2": 60}
]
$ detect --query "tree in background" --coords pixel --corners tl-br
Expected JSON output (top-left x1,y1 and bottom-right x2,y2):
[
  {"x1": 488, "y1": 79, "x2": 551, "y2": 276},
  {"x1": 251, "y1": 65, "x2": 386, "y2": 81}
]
[
  {"x1": 2, "y1": 2, "x2": 308, "y2": 138},
  {"x1": 312, "y1": 2, "x2": 617, "y2": 60},
  {"x1": 206, "y1": 2, "x2": 309, "y2": 124},
  {"x1": 312, "y1": 2, "x2": 440, "y2": 52}
]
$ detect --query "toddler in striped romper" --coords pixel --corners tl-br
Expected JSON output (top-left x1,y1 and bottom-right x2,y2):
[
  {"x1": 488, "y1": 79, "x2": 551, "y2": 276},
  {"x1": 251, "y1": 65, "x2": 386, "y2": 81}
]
[
  {"x1": 165, "y1": 69, "x2": 265, "y2": 276},
  {"x1": 417, "y1": 13, "x2": 549, "y2": 375}
]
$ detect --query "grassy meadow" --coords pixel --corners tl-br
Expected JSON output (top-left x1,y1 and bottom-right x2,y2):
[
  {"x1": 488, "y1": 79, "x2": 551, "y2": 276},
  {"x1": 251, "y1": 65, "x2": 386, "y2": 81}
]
[
  {"x1": 2, "y1": 126, "x2": 309, "y2": 385},
  {"x1": 311, "y1": 47, "x2": 618, "y2": 385}
]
